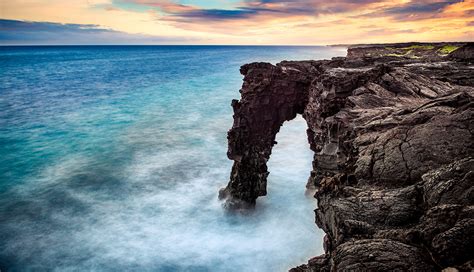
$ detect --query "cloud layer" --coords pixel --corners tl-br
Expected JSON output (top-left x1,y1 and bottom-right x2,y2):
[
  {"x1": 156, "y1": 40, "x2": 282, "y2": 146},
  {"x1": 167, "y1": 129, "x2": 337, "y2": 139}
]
[
  {"x1": 0, "y1": 19, "x2": 195, "y2": 44},
  {"x1": 1, "y1": 0, "x2": 473, "y2": 44}
]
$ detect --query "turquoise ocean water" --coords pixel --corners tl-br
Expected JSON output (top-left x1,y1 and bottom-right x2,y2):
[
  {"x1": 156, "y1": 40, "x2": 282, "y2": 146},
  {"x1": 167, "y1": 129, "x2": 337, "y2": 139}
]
[{"x1": 0, "y1": 46, "x2": 346, "y2": 271}]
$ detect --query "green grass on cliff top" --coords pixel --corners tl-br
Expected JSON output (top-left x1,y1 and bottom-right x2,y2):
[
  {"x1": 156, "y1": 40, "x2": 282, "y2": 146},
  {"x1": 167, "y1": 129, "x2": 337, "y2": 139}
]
[
  {"x1": 438, "y1": 45, "x2": 460, "y2": 54},
  {"x1": 384, "y1": 45, "x2": 434, "y2": 52},
  {"x1": 384, "y1": 44, "x2": 460, "y2": 57},
  {"x1": 402, "y1": 45, "x2": 435, "y2": 50}
]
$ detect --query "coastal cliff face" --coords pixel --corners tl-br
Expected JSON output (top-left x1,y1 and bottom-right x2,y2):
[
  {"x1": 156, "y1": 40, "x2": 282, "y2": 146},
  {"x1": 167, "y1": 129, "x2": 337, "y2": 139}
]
[{"x1": 220, "y1": 43, "x2": 474, "y2": 271}]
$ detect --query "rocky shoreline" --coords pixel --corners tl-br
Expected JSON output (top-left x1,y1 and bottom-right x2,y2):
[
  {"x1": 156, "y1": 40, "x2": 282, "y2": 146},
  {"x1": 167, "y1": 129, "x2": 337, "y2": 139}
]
[{"x1": 219, "y1": 43, "x2": 474, "y2": 271}]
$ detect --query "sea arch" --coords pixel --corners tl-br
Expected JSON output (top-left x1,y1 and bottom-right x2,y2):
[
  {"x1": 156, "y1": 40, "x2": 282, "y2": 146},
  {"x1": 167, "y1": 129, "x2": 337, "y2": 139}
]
[{"x1": 219, "y1": 61, "x2": 319, "y2": 209}]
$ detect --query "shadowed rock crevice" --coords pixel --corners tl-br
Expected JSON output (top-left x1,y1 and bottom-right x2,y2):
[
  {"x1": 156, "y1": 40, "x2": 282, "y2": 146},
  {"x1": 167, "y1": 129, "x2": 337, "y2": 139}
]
[{"x1": 220, "y1": 43, "x2": 473, "y2": 270}]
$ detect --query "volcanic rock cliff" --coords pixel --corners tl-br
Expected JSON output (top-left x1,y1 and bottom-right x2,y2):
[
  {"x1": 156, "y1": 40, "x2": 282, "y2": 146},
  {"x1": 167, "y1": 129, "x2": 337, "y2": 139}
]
[{"x1": 220, "y1": 43, "x2": 474, "y2": 271}]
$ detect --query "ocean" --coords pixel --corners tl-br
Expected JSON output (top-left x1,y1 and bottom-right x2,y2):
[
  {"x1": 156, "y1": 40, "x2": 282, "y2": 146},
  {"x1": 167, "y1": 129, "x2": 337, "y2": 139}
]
[{"x1": 0, "y1": 46, "x2": 346, "y2": 271}]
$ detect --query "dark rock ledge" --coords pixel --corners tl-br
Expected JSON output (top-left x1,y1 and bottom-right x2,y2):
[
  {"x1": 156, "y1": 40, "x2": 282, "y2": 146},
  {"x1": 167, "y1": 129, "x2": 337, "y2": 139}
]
[{"x1": 219, "y1": 43, "x2": 474, "y2": 271}]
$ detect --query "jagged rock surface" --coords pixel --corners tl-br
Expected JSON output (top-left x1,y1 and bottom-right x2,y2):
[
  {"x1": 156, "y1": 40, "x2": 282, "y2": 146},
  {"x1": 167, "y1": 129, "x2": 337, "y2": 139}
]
[
  {"x1": 221, "y1": 44, "x2": 474, "y2": 271},
  {"x1": 448, "y1": 43, "x2": 474, "y2": 62}
]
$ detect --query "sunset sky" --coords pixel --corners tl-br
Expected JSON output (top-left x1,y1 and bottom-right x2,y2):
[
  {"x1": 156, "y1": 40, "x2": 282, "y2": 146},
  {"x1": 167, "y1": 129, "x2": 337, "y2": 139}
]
[{"x1": 1, "y1": 0, "x2": 473, "y2": 45}]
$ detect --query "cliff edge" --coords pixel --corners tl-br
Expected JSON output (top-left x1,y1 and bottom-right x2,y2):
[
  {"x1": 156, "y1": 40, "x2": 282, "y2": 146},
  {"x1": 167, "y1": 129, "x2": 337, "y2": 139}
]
[{"x1": 220, "y1": 43, "x2": 474, "y2": 271}]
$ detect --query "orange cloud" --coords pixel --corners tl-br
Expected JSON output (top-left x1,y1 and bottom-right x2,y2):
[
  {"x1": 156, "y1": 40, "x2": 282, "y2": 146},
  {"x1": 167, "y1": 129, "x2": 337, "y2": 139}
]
[{"x1": 1, "y1": 0, "x2": 473, "y2": 44}]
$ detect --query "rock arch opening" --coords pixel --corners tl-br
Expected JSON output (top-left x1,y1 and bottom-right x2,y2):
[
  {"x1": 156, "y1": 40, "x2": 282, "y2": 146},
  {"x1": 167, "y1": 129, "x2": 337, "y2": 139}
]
[{"x1": 265, "y1": 115, "x2": 315, "y2": 199}]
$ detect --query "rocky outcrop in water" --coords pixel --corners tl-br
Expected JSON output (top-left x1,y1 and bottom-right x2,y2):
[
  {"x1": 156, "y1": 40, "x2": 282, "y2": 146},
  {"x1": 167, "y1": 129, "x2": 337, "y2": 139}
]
[
  {"x1": 218, "y1": 61, "x2": 320, "y2": 208},
  {"x1": 220, "y1": 43, "x2": 474, "y2": 271}
]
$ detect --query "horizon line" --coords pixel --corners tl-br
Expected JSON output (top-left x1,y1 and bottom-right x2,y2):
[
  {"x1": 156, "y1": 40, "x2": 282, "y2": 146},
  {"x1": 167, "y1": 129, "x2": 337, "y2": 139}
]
[
  {"x1": 0, "y1": 44, "x2": 334, "y2": 47},
  {"x1": 1, "y1": 41, "x2": 471, "y2": 47}
]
